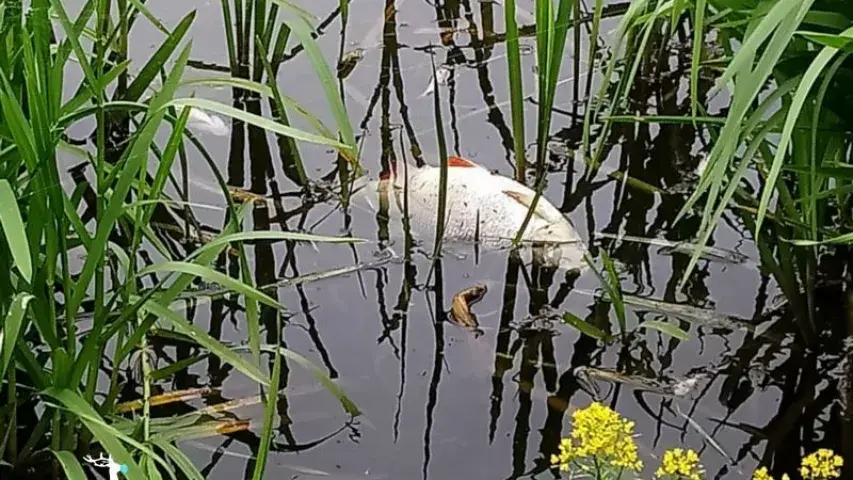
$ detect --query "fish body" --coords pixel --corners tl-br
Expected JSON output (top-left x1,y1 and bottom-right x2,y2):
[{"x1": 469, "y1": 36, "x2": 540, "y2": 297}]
[{"x1": 352, "y1": 155, "x2": 586, "y2": 271}]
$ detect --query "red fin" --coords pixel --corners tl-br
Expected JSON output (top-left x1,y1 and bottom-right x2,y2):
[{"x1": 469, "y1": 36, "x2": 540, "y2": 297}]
[{"x1": 448, "y1": 155, "x2": 479, "y2": 168}]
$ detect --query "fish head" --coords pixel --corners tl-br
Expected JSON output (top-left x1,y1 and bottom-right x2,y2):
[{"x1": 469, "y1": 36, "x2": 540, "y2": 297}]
[{"x1": 528, "y1": 221, "x2": 588, "y2": 273}]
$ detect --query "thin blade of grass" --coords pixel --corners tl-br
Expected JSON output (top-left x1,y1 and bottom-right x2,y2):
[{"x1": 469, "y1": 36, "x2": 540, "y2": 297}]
[
  {"x1": 636, "y1": 320, "x2": 689, "y2": 340},
  {"x1": 0, "y1": 293, "x2": 33, "y2": 380},
  {"x1": 135, "y1": 297, "x2": 270, "y2": 386},
  {"x1": 137, "y1": 261, "x2": 285, "y2": 310},
  {"x1": 754, "y1": 27, "x2": 853, "y2": 235},
  {"x1": 255, "y1": 344, "x2": 360, "y2": 416},
  {"x1": 0, "y1": 180, "x2": 32, "y2": 282},
  {"x1": 51, "y1": 451, "x2": 88, "y2": 480},
  {"x1": 167, "y1": 97, "x2": 349, "y2": 150},
  {"x1": 562, "y1": 312, "x2": 609, "y2": 341}
]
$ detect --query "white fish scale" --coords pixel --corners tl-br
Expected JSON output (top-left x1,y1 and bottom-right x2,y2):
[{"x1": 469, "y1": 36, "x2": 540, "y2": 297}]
[
  {"x1": 351, "y1": 159, "x2": 587, "y2": 271},
  {"x1": 403, "y1": 167, "x2": 554, "y2": 246}
]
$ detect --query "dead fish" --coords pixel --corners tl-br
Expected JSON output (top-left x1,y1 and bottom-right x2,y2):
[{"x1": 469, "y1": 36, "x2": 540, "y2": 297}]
[
  {"x1": 595, "y1": 231, "x2": 750, "y2": 265},
  {"x1": 337, "y1": 48, "x2": 365, "y2": 79},
  {"x1": 177, "y1": 105, "x2": 230, "y2": 137},
  {"x1": 351, "y1": 155, "x2": 587, "y2": 272},
  {"x1": 449, "y1": 284, "x2": 487, "y2": 336},
  {"x1": 575, "y1": 366, "x2": 703, "y2": 399}
]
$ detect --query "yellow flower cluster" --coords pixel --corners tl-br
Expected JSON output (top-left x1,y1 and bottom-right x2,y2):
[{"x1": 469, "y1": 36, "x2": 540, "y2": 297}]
[
  {"x1": 800, "y1": 449, "x2": 843, "y2": 479},
  {"x1": 549, "y1": 402, "x2": 643, "y2": 472},
  {"x1": 550, "y1": 438, "x2": 572, "y2": 472},
  {"x1": 752, "y1": 466, "x2": 789, "y2": 480},
  {"x1": 655, "y1": 448, "x2": 704, "y2": 480}
]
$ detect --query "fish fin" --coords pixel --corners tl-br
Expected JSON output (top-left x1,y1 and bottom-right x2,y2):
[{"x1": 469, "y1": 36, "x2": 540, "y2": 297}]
[
  {"x1": 502, "y1": 190, "x2": 549, "y2": 220},
  {"x1": 448, "y1": 155, "x2": 481, "y2": 168}
]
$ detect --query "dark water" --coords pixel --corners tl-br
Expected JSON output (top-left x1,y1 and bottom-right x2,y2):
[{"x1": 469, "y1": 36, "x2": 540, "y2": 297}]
[{"x1": 59, "y1": 1, "x2": 850, "y2": 479}]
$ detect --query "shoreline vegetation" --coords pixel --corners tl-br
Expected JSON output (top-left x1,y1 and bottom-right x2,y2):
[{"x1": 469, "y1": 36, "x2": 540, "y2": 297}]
[{"x1": 0, "y1": 0, "x2": 851, "y2": 478}]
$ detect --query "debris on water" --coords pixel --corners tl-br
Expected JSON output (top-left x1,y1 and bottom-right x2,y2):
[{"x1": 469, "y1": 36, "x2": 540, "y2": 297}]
[
  {"x1": 513, "y1": 306, "x2": 562, "y2": 335},
  {"x1": 227, "y1": 186, "x2": 270, "y2": 206},
  {"x1": 449, "y1": 284, "x2": 487, "y2": 337},
  {"x1": 419, "y1": 64, "x2": 452, "y2": 97},
  {"x1": 595, "y1": 231, "x2": 751, "y2": 265},
  {"x1": 337, "y1": 48, "x2": 366, "y2": 79},
  {"x1": 619, "y1": 294, "x2": 757, "y2": 333},
  {"x1": 574, "y1": 366, "x2": 704, "y2": 399}
]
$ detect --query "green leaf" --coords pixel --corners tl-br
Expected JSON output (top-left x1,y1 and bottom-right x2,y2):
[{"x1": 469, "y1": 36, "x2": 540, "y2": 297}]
[
  {"x1": 135, "y1": 297, "x2": 270, "y2": 386},
  {"x1": 186, "y1": 230, "x2": 363, "y2": 262},
  {"x1": 124, "y1": 11, "x2": 195, "y2": 102},
  {"x1": 272, "y1": 1, "x2": 357, "y2": 158},
  {"x1": 789, "y1": 233, "x2": 853, "y2": 246},
  {"x1": 601, "y1": 251, "x2": 626, "y2": 334},
  {"x1": 755, "y1": 26, "x2": 853, "y2": 234},
  {"x1": 167, "y1": 97, "x2": 350, "y2": 151},
  {"x1": 252, "y1": 314, "x2": 282, "y2": 480},
  {"x1": 151, "y1": 440, "x2": 206, "y2": 480},
  {"x1": 562, "y1": 312, "x2": 609, "y2": 341},
  {"x1": 1, "y1": 293, "x2": 33, "y2": 380},
  {"x1": 255, "y1": 344, "x2": 360, "y2": 416},
  {"x1": 51, "y1": 451, "x2": 88, "y2": 480},
  {"x1": 42, "y1": 388, "x2": 164, "y2": 480},
  {"x1": 137, "y1": 261, "x2": 284, "y2": 310},
  {"x1": 0, "y1": 180, "x2": 32, "y2": 282},
  {"x1": 636, "y1": 320, "x2": 690, "y2": 340},
  {"x1": 797, "y1": 30, "x2": 853, "y2": 50}
]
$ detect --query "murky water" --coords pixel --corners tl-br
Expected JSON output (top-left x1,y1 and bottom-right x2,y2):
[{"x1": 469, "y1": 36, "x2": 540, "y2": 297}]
[{"x1": 58, "y1": 1, "x2": 846, "y2": 479}]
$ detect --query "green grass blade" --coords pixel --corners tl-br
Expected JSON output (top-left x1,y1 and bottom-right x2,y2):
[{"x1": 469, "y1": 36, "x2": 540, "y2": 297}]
[
  {"x1": 505, "y1": 0, "x2": 525, "y2": 182},
  {"x1": 256, "y1": 344, "x2": 360, "y2": 416},
  {"x1": 562, "y1": 312, "x2": 609, "y2": 341},
  {"x1": 1, "y1": 293, "x2": 33, "y2": 379},
  {"x1": 252, "y1": 313, "x2": 282, "y2": 480},
  {"x1": 636, "y1": 320, "x2": 689, "y2": 341},
  {"x1": 710, "y1": 0, "x2": 799, "y2": 95},
  {"x1": 167, "y1": 97, "x2": 350, "y2": 150},
  {"x1": 66, "y1": 43, "x2": 193, "y2": 319},
  {"x1": 124, "y1": 10, "x2": 195, "y2": 102},
  {"x1": 601, "y1": 250, "x2": 626, "y2": 334},
  {"x1": 135, "y1": 297, "x2": 270, "y2": 386},
  {"x1": 51, "y1": 451, "x2": 88, "y2": 480},
  {"x1": 42, "y1": 388, "x2": 154, "y2": 480},
  {"x1": 186, "y1": 230, "x2": 363, "y2": 262},
  {"x1": 0, "y1": 180, "x2": 32, "y2": 282},
  {"x1": 272, "y1": 0, "x2": 357, "y2": 163},
  {"x1": 754, "y1": 27, "x2": 853, "y2": 235},
  {"x1": 152, "y1": 440, "x2": 206, "y2": 480},
  {"x1": 137, "y1": 261, "x2": 285, "y2": 310},
  {"x1": 691, "y1": 0, "x2": 706, "y2": 118}
]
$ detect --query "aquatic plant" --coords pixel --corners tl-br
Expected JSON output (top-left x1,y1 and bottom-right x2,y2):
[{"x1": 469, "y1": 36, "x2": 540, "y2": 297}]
[
  {"x1": 0, "y1": 0, "x2": 361, "y2": 478},
  {"x1": 549, "y1": 402, "x2": 643, "y2": 477}
]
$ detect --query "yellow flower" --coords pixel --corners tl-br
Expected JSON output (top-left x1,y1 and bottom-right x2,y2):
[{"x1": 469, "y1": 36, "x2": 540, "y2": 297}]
[
  {"x1": 550, "y1": 402, "x2": 643, "y2": 472},
  {"x1": 800, "y1": 449, "x2": 843, "y2": 479},
  {"x1": 655, "y1": 448, "x2": 704, "y2": 480},
  {"x1": 752, "y1": 467, "x2": 773, "y2": 480}
]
